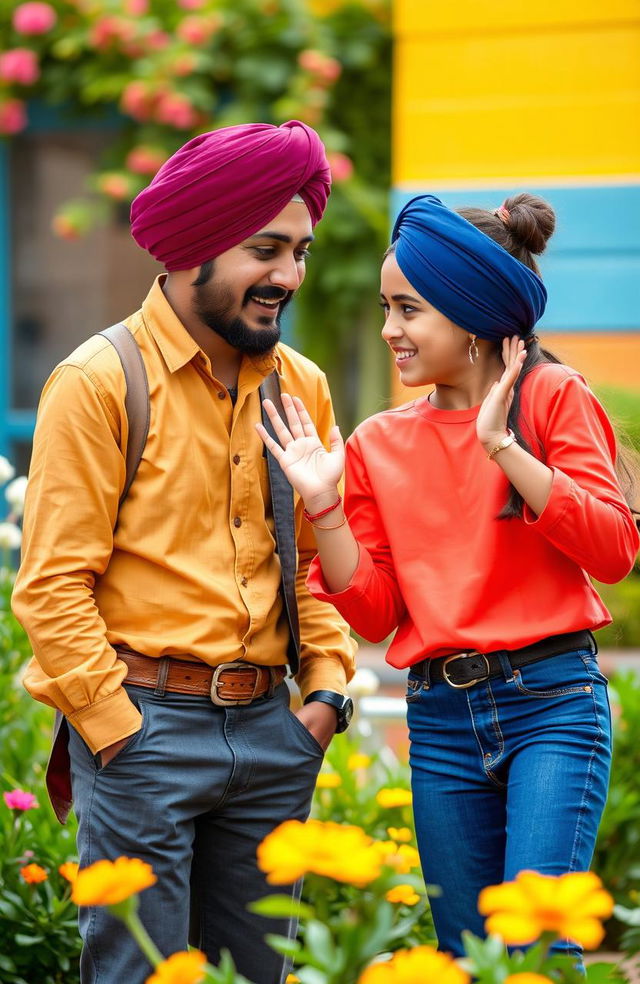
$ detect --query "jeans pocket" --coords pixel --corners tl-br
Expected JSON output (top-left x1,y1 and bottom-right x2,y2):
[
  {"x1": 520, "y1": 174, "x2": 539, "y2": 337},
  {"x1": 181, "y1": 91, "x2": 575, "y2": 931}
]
[
  {"x1": 95, "y1": 703, "x2": 149, "y2": 773},
  {"x1": 285, "y1": 707, "x2": 325, "y2": 757},
  {"x1": 512, "y1": 649, "x2": 598, "y2": 699},
  {"x1": 406, "y1": 674, "x2": 424, "y2": 703}
]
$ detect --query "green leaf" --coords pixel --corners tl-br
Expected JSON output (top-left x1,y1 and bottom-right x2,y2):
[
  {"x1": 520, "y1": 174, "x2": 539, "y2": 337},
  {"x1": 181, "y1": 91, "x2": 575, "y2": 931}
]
[
  {"x1": 249, "y1": 894, "x2": 314, "y2": 921},
  {"x1": 14, "y1": 933, "x2": 46, "y2": 946}
]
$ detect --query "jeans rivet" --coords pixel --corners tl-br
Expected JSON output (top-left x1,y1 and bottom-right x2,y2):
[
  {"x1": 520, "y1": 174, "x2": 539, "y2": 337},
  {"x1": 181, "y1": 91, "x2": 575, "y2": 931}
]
[{"x1": 584, "y1": 686, "x2": 592, "y2": 692}]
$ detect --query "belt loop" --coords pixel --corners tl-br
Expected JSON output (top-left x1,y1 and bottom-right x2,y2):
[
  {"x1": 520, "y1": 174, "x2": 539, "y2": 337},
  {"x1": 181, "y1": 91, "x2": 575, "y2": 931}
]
[
  {"x1": 498, "y1": 651, "x2": 514, "y2": 683},
  {"x1": 154, "y1": 656, "x2": 170, "y2": 696},
  {"x1": 423, "y1": 659, "x2": 431, "y2": 690}
]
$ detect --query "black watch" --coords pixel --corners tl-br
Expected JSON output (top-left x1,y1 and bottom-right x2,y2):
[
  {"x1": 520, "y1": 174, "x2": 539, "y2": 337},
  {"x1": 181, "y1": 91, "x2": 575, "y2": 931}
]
[{"x1": 304, "y1": 690, "x2": 354, "y2": 734}]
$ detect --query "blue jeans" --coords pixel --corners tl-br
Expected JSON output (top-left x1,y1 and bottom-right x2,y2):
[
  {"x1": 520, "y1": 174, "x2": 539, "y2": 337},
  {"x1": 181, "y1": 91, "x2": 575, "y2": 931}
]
[
  {"x1": 67, "y1": 681, "x2": 324, "y2": 984},
  {"x1": 406, "y1": 641, "x2": 611, "y2": 962}
]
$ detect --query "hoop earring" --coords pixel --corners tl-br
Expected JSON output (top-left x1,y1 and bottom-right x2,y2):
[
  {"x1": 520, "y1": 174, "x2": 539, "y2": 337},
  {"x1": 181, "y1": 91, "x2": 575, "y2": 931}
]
[{"x1": 468, "y1": 335, "x2": 479, "y2": 365}]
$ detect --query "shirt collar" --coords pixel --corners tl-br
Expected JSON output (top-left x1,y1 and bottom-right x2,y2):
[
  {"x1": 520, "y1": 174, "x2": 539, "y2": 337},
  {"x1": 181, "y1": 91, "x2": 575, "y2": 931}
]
[
  {"x1": 141, "y1": 276, "x2": 200, "y2": 373},
  {"x1": 141, "y1": 275, "x2": 284, "y2": 377}
]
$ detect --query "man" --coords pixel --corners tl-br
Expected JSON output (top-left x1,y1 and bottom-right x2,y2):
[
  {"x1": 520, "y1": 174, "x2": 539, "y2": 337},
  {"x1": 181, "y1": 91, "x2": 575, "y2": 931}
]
[{"x1": 12, "y1": 120, "x2": 356, "y2": 984}]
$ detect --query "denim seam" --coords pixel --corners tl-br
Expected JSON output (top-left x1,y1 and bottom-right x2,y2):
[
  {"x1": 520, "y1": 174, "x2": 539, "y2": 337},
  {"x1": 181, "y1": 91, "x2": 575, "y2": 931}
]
[
  {"x1": 83, "y1": 762, "x2": 101, "y2": 977},
  {"x1": 467, "y1": 687, "x2": 507, "y2": 790},
  {"x1": 568, "y1": 655, "x2": 605, "y2": 871}
]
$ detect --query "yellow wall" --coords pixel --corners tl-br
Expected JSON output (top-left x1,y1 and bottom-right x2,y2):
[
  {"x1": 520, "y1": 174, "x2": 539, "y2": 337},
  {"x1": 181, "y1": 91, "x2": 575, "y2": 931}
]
[{"x1": 393, "y1": 1, "x2": 640, "y2": 185}]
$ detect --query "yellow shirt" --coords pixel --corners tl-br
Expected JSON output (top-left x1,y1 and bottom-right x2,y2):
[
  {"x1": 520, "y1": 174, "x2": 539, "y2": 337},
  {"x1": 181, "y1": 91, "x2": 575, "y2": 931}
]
[{"x1": 13, "y1": 277, "x2": 356, "y2": 753}]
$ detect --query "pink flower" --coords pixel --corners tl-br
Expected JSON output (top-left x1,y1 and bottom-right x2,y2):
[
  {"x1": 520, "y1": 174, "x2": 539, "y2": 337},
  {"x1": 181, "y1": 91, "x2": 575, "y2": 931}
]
[
  {"x1": 0, "y1": 99, "x2": 27, "y2": 134},
  {"x1": 145, "y1": 29, "x2": 170, "y2": 51},
  {"x1": 120, "y1": 80, "x2": 159, "y2": 122},
  {"x1": 89, "y1": 16, "x2": 137, "y2": 52},
  {"x1": 154, "y1": 91, "x2": 200, "y2": 129},
  {"x1": 4, "y1": 789, "x2": 38, "y2": 811},
  {"x1": 0, "y1": 48, "x2": 39, "y2": 86},
  {"x1": 126, "y1": 145, "x2": 169, "y2": 176},
  {"x1": 176, "y1": 14, "x2": 220, "y2": 45},
  {"x1": 170, "y1": 52, "x2": 198, "y2": 77},
  {"x1": 327, "y1": 151, "x2": 353, "y2": 182},
  {"x1": 12, "y1": 2, "x2": 57, "y2": 35},
  {"x1": 298, "y1": 48, "x2": 341, "y2": 84},
  {"x1": 124, "y1": 0, "x2": 149, "y2": 14},
  {"x1": 178, "y1": 0, "x2": 206, "y2": 8},
  {"x1": 96, "y1": 172, "x2": 132, "y2": 200}
]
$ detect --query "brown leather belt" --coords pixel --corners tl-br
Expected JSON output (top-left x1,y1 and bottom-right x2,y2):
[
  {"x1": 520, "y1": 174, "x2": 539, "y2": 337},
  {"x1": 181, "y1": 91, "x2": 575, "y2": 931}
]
[{"x1": 116, "y1": 649, "x2": 286, "y2": 706}]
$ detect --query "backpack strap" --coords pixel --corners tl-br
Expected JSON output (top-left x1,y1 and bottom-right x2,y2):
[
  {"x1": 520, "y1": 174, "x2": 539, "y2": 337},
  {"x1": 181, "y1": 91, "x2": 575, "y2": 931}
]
[
  {"x1": 259, "y1": 370, "x2": 301, "y2": 675},
  {"x1": 99, "y1": 322, "x2": 150, "y2": 507}
]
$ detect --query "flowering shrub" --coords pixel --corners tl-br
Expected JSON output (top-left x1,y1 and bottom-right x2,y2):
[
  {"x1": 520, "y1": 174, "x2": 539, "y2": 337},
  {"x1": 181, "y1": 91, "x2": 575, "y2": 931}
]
[{"x1": 0, "y1": 0, "x2": 391, "y2": 427}]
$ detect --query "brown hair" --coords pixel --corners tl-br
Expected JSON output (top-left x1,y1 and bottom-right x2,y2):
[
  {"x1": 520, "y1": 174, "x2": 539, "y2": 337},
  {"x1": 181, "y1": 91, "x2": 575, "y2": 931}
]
[{"x1": 458, "y1": 193, "x2": 639, "y2": 524}]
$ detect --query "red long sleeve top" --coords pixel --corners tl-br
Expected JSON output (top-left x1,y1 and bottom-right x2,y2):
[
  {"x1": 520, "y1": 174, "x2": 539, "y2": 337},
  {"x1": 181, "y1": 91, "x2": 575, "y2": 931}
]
[{"x1": 308, "y1": 363, "x2": 639, "y2": 668}]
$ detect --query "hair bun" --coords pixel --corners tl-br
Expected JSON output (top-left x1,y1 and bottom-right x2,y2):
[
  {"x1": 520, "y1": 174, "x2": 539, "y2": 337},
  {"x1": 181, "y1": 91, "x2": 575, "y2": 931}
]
[{"x1": 502, "y1": 193, "x2": 556, "y2": 255}]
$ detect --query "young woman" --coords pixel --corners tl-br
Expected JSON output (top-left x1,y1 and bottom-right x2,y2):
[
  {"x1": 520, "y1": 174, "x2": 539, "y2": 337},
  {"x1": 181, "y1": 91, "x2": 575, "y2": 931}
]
[{"x1": 256, "y1": 193, "x2": 640, "y2": 962}]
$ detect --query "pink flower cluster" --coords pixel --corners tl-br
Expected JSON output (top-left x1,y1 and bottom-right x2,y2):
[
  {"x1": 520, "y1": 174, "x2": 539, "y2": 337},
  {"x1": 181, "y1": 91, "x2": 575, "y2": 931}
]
[
  {"x1": 0, "y1": 48, "x2": 39, "y2": 85},
  {"x1": 120, "y1": 81, "x2": 204, "y2": 130},
  {"x1": 0, "y1": 99, "x2": 27, "y2": 135},
  {"x1": 12, "y1": 2, "x2": 57, "y2": 36},
  {"x1": 298, "y1": 48, "x2": 342, "y2": 85},
  {"x1": 3, "y1": 789, "x2": 38, "y2": 811}
]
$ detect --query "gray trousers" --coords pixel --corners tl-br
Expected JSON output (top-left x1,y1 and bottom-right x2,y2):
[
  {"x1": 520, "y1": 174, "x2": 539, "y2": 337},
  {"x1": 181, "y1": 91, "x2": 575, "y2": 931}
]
[{"x1": 68, "y1": 681, "x2": 324, "y2": 984}]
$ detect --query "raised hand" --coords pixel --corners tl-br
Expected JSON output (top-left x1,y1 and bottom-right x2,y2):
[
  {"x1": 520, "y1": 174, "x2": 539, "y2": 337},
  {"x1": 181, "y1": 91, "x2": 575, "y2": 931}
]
[
  {"x1": 256, "y1": 393, "x2": 344, "y2": 506},
  {"x1": 476, "y1": 335, "x2": 526, "y2": 450}
]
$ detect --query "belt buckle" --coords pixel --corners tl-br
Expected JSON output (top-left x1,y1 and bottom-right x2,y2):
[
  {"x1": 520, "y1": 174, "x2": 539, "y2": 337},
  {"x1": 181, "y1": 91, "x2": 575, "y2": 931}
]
[
  {"x1": 442, "y1": 651, "x2": 489, "y2": 689},
  {"x1": 210, "y1": 661, "x2": 260, "y2": 706}
]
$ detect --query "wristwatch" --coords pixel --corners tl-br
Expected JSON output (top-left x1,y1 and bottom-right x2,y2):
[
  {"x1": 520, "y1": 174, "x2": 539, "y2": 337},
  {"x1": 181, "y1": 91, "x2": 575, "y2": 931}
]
[{"x1": 304, "y1": 690, "x2": 354, "y2": 733}]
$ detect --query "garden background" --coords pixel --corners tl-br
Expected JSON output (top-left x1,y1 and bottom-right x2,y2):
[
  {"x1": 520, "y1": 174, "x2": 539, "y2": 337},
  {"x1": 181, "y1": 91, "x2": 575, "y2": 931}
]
[{"x1": 1, "y1": 0, "x2": 640, "y2": 980}]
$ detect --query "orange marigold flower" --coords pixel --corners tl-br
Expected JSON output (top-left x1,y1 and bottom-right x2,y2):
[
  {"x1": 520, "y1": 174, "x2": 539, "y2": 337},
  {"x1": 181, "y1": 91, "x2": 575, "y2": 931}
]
[
  {"x1": 376, "y1": 787, "x2": 412, "y2": 808},
  {"x1": 315, "y1": 772, "x2": 341, "y2": 789},
  {"x1": 478, "y1": 870, "x2": 614, "y2": 949},
  {"x1": 385, "y1": 884, "x2": 420, "y2": 906},
  {"x1": 258, "y1": 819, "x2": 383, "y2": 887},
  {"x1": 59, "y1": 861, "x2": 80, "y2": 883},
  {"x1": 505, "y1": 975, "x2": 555, "y2": 984},
  {"x1": 146, "y1": 950, "x2": 207, "y2": 984},
  {"x1": 72, "y1": 857, "x2": 157, "y2": 907},
  {"x1": 20, "y1": 863, "x2": 48, "y2": 884},
  {"x1": 358, "y1": 945, "x2": 470, "y2": 984}
]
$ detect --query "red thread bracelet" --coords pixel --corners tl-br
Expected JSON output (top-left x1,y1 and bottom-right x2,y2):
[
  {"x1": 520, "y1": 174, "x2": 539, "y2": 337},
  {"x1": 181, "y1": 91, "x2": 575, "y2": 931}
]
[{"x1": 303, "y1": 495, "x2": 342, "y2": 523}]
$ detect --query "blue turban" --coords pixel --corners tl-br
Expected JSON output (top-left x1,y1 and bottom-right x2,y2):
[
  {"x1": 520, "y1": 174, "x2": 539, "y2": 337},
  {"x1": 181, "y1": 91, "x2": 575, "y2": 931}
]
[{"x1": 391, "y1": 195, "x2": 547, "y2": 341}]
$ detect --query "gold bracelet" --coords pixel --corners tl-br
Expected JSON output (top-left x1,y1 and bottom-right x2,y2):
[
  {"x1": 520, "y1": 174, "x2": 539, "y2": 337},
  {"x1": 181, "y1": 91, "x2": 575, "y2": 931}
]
[
  {"x1": 487, "y1": 430, "x2": 516, "y2": 460},
  {"x1": 310, "y1": 515, "x2": 348, "y2": 531}
]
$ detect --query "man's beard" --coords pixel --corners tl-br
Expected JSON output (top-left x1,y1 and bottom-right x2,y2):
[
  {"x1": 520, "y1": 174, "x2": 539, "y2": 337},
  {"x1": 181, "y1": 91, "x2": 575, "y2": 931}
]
[{"x1": 193, "y1": 278, "x2": 292, "y2": 356}]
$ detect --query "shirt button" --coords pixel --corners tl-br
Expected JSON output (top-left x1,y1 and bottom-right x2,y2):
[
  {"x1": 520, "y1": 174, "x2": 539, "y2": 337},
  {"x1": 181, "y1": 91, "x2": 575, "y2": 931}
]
[
  {"x1": 233, "y1": 516, "x2": 242, "y2": 528},
  {"x1": 233, "y1": 454, "x2": 241, "y2": 465},
  {"x1": 218, "y1": 391, "x2": 226, "y2": 399}
]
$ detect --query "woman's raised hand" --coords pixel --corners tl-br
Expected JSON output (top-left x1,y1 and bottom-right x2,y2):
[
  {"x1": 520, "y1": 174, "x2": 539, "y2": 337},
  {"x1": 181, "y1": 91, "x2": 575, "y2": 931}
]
[
  {"x1": 256, "y1": 393, "x2": 345, "y2": 506},
  {"x1": 476, "y1": 335, "x2": 526, "y2": 450}
]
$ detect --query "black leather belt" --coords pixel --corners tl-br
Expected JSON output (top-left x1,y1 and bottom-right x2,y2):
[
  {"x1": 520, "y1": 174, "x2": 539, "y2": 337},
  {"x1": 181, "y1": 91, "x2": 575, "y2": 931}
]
[{"x1": 411, "y1": 630, "x2": 595, "y2": 690}]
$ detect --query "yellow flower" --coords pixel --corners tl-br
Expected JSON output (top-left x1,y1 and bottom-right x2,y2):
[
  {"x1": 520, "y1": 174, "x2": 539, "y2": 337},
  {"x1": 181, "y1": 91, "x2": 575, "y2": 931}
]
[
  {"x1": 376, "y1": 788, "x2": 412, "y2": 808},
  {"x1": 257, "y1": 819, "x2": 383, "y2": 887},
  {"x1": 386, "y1": 884, "x2": 420, "y2": 906},
  {"x1": 347, "y1": 753, "x2": 371, "y2": 771},
  {"x1": 146, "y1": 950, "x2": 207, "y2": 984},
  {"x1": 387, "y1": 826, "x2": 413, "y2": 843},
  {"x1": 358, "y1": 945, "x2": 470, "y2": 984},
  {"x1": 20, "y1": 863, "x2": 48, "y2": 884},
  {"x1": 478, "y1": 870, "x2": 614, "y2": 949},
  {"x1": 316, "y1": 772, "x2": 342, "y2": 788},
  {"x1": 285, "y1": 976, "x2": 300, "y2": 983},
  {"x1": 505, "y1": 975, "x2": 555, "y2": 984},
  {"x1": 376, "y1": 841, "x2": 421, "y2": 874},
  {"x1": 59, "y1": 861, "x2": 80, "y2": 883},
  {"x1": 72, "y1": 857, "x2": 157, "y2": 907}
]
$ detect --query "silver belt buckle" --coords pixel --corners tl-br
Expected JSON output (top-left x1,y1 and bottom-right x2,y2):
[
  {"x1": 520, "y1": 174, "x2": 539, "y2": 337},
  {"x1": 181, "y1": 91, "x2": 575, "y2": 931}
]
[
  {"x1": 210, "y1": 661, "x2": 260, "y2": 706},
  {"x1": 442, "y1": 652, "x2": 490, "y2": 689}
]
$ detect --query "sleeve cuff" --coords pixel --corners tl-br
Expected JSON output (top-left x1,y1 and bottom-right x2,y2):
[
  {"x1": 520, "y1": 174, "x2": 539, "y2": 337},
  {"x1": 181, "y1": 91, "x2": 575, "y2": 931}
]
[
  {"x1": 306, "y1": 544, "x2": 374, "y2": 603},
  {"x1": 522, "y1": 467, "x2": 573, "y2": 532},
  {"x1": 68, "y1": 687, "x2": 142, "y2": 754},
  {"x1": 296, "y1": 653, "x2": 350, "y2": 702}
]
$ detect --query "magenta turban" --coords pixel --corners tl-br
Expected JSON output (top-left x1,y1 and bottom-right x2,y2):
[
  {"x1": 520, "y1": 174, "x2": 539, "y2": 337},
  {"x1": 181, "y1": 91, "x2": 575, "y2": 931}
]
[{"x1": 130, "y1": 120, "x2": 331, "y2": 271}]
